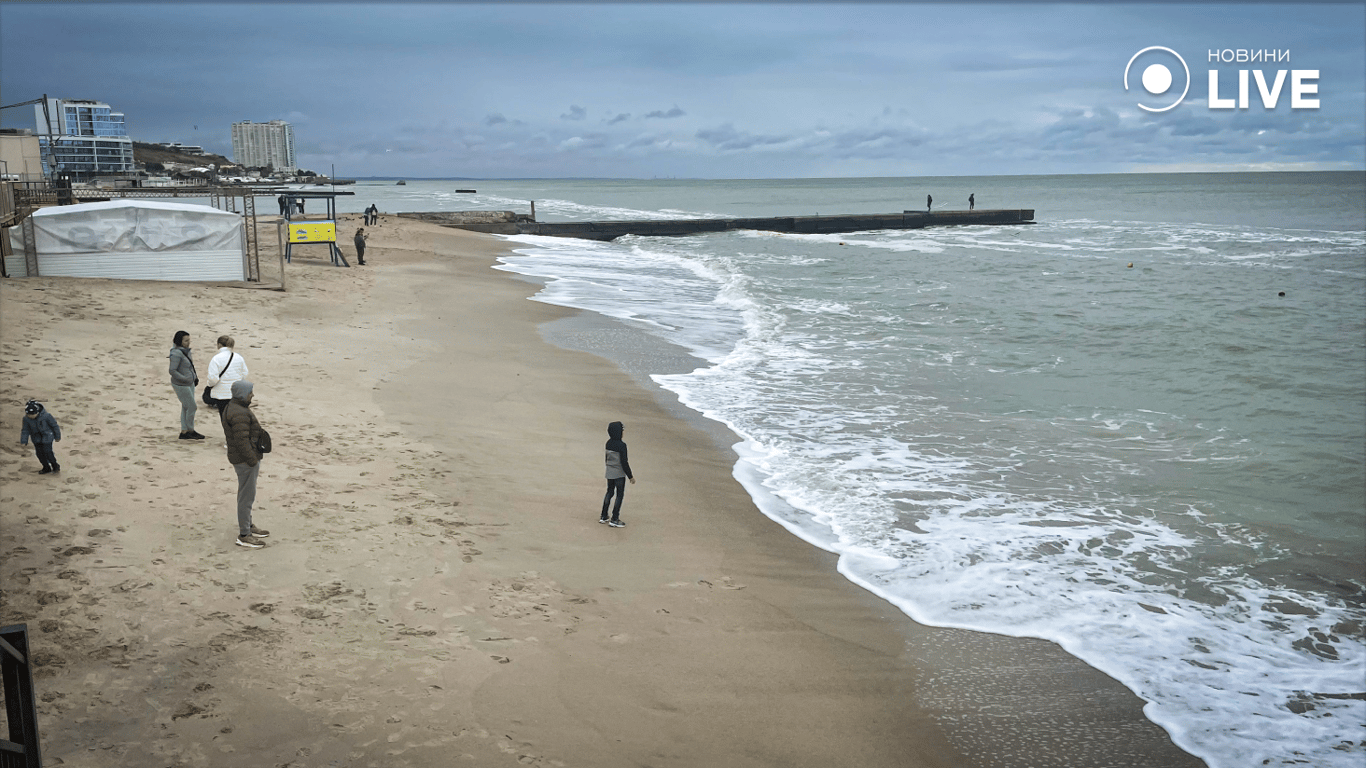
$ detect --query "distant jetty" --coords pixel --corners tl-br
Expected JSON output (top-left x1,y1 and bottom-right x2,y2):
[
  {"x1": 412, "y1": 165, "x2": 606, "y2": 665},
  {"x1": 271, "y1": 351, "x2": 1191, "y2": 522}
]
[{"x1": 400, "y1": 208, "x2": 1035, "y2": 241}]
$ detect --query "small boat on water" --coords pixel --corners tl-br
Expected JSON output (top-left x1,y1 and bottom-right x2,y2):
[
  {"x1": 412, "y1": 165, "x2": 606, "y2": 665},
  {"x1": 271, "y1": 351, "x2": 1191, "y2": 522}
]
[
  {"x1": 396, "y1": 180, "x2": 406, "y2": 185},
  {"x1": 456, "y1": 189, "x2": 476, "y2": 193}
]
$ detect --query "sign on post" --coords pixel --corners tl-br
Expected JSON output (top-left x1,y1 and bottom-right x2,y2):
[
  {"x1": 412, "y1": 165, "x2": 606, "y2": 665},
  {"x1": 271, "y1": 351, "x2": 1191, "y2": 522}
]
[{"x1": 287, "y1": 221, "x2": 337, "y2": 244}]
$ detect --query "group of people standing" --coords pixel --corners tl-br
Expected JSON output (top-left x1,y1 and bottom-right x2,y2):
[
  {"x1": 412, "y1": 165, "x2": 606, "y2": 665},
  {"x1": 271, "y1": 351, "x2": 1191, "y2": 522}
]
[
  {"x1": 168, "y1": 332, "x2": 272, "y2": 549},
  {"x1": 276, "y1": 195, "x2": 307, "y2": 216}
]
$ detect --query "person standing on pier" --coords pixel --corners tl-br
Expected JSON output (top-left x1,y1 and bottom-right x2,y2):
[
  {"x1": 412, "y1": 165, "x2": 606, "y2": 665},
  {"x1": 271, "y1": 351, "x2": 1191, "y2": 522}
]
[
  {"x1": 969, "y1": 193, "x2": 975, "y2": 211},
  {"x1": 927, "y1": 194, "x2": 933, "y2": 212}
]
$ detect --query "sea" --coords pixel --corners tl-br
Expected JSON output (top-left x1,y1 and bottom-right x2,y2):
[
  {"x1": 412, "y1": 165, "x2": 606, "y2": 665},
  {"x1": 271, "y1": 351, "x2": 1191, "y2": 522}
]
[{"x1": 336, "y1": 173, "x2": 1365, "y2": 768}]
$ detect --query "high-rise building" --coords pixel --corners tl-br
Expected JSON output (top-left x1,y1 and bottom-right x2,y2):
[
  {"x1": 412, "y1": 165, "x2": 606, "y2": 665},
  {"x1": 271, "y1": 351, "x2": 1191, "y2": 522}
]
[
  {"x1": 231, "y1": 120, "x2": 296, "y2": 171},
  {"x1": 32, "y1": 98, "x2": 136, "y2": 179}
]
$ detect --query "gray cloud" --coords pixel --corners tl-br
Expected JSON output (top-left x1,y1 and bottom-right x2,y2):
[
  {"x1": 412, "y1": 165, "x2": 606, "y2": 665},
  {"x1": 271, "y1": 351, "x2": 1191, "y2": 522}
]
[
  {"x1": 645, "y1": 106, "x2": 686, "y2": 120},
  {"x1": 2, "y1": 3, "x2": 1358, "y2": 178}
]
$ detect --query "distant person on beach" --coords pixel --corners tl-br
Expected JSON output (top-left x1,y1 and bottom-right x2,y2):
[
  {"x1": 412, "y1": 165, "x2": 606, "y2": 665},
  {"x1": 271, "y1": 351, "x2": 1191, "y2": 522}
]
[
  {"x1": 969, "y1": 193, "x2": 975, "y2": 211},
  {"x1": 206, "y1": 336, "x2": 249, "y2": 414},
  {"x1": 297, "y1": 198, "x2": 306, "y2": 215},
  {"x1": 366, "y1": 204, "x2": 378, "y2": 225},
  {"x1": 19, "y1": 400, "x2": 61, "y2": 474},
  {"x1": 221, "y1": 380, "x2": 271, "y2": 549},
  {"x1": 277, "y1": 195, "x2": 287, "y2": 216},
  {"x1": 927, "y1": 194, "x2": 933, "y2": 212},
  {"x1": 169, "y1": 330, "x2": 205, "y2": 440},
  {"x1": 354, "y1": 228, "x2": 367, "y2": 265},
  {"x1": 600, "y1": 421, "x2": 635, "y2": 528}
]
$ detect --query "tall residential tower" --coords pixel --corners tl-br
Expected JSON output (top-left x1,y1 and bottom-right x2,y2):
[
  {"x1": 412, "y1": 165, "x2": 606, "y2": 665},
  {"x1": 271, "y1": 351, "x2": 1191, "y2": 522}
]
[{"x1": 231, "y1": 120, "x2": 296, "y2": 171}]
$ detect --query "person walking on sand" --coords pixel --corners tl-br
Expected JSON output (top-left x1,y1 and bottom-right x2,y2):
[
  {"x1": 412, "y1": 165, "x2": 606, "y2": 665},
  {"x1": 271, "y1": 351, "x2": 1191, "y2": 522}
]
[
  {"x1": 969, "y1": 193, "x2": 975, "y2": 211},
  {"x1": 19, "y1": 399, "x2": 61, "y2": 474},
  {"x1": 354, "y1": 227, "x2": 367, "y2": 265},
  {"x1": 600, "y1": 421, "x2": 635, "y2": 528},
  {"x1": 277, "y1": 195, "x2": 287, "y2": 216},
  {"x1": 169, "y1": 330, "x2": 205, "y2": 440},
  {"x1": 927, "y1": 194, "x2": 933, "y2": 212},
  {"x1": 206, "y1": 335, "x2": 249, "y2": 414},
  {"x1": 221, "y1": 380, "x2": 270, "y2": 548}
]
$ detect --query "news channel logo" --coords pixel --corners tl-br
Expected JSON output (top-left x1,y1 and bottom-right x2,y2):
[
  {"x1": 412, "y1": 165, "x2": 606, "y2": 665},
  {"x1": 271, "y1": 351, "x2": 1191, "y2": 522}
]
[{"x1": 1123, "y1": 46, "x2": 1190, "y2": 112}]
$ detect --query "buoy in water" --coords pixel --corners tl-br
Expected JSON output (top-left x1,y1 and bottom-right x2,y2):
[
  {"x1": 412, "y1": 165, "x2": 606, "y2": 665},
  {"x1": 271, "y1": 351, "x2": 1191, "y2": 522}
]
[{"x1": 1127, "y1": 263, "x2": 1134, "y2": 268}]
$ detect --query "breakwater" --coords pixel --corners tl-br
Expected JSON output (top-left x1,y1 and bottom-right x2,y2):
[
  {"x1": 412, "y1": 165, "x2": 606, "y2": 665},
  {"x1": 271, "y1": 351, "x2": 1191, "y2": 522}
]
[{"x1": 399, "y1": 209, "x2": 1035, "y2": 241}]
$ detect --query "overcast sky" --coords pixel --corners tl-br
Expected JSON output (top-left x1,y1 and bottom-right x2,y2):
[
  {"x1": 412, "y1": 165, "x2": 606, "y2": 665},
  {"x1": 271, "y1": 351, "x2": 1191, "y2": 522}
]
[{"x1": 2, "y1": 1, "x2": 1363, "y2": 178}]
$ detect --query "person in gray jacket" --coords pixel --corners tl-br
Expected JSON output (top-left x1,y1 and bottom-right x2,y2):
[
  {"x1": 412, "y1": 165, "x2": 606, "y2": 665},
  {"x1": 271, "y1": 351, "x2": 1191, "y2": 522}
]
[
  {"x1": 221, "y1": 380, "x2": 270, "y2": 549},
  {"x1": 169, "y1": 330, "x2": 205, "y2": 440},
  {"x1": 600, "y1": 421, "x2": 636, "y2": 528},
  {"x1": 19, "y1": 399, "x2": 61, "y2": 474}
]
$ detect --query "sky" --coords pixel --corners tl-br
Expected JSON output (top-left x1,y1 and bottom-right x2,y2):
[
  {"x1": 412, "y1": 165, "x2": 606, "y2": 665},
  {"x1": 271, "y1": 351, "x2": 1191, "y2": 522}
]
[{"x1": 2, "y1": 1, "x2": 1363, "y2": 179}]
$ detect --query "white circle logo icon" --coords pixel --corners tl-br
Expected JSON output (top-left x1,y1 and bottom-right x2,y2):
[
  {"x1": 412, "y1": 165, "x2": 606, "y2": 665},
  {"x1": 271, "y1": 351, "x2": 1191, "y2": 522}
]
[{"x1": 1125, "y1": 47, "x2": 1189, "y2": 112}]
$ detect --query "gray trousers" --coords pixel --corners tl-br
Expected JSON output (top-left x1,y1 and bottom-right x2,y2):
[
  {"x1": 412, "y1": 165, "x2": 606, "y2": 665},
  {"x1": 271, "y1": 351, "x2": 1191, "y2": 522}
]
[
  {"x1": 172, "y1": 384, "x2": 197, "y2": 432},
  {"x1": 233, "y1": 461, "x2": 260, "y2": 537}
]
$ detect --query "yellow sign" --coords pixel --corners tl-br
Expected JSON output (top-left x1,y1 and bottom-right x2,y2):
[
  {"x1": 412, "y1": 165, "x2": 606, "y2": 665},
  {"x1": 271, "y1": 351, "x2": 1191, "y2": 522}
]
[{"x1": 287, "y1": 221, "x2": 336, "y2": 244}]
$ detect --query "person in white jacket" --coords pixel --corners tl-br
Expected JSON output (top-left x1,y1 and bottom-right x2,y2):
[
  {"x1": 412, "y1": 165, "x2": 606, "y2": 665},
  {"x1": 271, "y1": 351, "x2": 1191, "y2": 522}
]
[{"x1": 206, "y1": 335, "x2": 249, "y2": 413}]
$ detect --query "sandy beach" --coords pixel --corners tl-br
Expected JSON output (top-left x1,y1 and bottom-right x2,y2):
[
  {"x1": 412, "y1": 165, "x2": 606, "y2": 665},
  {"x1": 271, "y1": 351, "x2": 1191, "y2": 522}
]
[{"x1": 0, "y1": 214, "x2": 1204, "y2": 767}]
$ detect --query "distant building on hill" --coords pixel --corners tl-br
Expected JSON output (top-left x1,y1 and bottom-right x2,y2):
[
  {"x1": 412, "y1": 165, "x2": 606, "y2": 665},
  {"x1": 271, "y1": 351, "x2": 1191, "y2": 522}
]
[
  {"x1": 31, "y1": 97, "x2": 136, "y2": 180},
  {"x1": 150, "y1": 142, "x2": 206, "y2": 156},
  {"x1": 230, "y1": 120, "x2": 296, "y2": 172}
]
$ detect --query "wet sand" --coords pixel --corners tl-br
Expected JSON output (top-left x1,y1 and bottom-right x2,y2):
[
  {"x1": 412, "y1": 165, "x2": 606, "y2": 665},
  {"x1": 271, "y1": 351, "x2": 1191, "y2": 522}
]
[{"x1": 0, "y1": 213, "x2": 1203, "y2": 767}]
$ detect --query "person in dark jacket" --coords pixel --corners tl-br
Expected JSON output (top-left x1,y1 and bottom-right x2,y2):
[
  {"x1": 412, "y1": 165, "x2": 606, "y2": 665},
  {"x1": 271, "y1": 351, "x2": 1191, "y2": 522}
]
[
  {"x1": 600, "y1": 421, "x2": 635, "y2": 527},
  {"x1": 169, "y1": 330, "x2": 205, "y2": 440},
  {"x1": 354, "y1": 228, "x2": 367, "y2": 265},
  {"x1": 19, "y1": 399, "x2": 61, "y2": 474},
  {"x1": 221, "y1": 380, "x2": 270, "y2": 548}
]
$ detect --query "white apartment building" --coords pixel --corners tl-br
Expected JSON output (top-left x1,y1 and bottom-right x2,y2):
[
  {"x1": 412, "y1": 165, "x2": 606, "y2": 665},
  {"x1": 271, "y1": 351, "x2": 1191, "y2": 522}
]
[
  {"x1": 32, "y1": 98, "x2": 136, "y2": 179},
  {"x1": 231, "y1": 120, "x2": 296, "y2": 171}
]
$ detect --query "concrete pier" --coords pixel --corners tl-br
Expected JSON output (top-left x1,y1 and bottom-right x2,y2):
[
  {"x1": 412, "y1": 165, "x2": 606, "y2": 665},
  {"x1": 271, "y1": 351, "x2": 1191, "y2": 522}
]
[{"x1": 400, "y1": 208, "x2": 1034, "y2": 241}]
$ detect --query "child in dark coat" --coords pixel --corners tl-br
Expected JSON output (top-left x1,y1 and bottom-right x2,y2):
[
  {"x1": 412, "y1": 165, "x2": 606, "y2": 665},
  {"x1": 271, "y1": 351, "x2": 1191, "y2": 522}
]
[
  {"x1": 20, "y1": 400, "x2": 61, "y2": 474},
  {"x1": 600, "y1": 421, "x2": 635, "y2": 527}
]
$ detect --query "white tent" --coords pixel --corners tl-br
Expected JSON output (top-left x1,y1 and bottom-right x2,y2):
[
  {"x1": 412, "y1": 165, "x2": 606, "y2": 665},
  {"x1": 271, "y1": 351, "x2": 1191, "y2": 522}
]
[{"x1": 6, "y1": 199, "x2": 245, "y2": 281}]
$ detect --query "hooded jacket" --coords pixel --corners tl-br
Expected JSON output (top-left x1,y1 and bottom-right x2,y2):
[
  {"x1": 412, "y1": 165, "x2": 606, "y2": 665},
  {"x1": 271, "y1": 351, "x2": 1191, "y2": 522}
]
[
  {"x1": 169, "y1": 346, "x2": 197, "y2": 387},
  {"x1": 605, "y1": 421, "x2": 632, "y2": 480},
  {"x1": 21, "y1": 404, "x2": 61, "y2": 445},
  {"x1": 221, "y1": 389, "x2": 262, "y2": 467}
]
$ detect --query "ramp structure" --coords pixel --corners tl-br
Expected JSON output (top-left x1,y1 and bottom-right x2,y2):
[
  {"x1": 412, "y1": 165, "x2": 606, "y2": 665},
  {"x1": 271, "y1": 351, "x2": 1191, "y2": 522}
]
[{"x1": 1, "y1": 624, "x2": 42, "y2": 768}]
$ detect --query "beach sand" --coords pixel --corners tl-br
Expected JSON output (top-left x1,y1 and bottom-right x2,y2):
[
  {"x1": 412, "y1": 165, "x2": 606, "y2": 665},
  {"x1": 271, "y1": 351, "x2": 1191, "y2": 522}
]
[{"x1": 0, "y1": 214, "x2": 1204, "y2": 767}]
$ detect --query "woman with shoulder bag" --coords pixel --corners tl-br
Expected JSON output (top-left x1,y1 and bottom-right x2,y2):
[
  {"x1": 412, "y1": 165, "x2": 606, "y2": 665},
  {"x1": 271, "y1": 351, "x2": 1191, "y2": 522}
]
[
  {"x1": 205, "y1": 335, "x2": 249, "y2": 415},
  {"x1": 169, "y1": 330, "x2": 205, "y2": 440}
]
